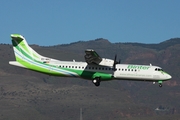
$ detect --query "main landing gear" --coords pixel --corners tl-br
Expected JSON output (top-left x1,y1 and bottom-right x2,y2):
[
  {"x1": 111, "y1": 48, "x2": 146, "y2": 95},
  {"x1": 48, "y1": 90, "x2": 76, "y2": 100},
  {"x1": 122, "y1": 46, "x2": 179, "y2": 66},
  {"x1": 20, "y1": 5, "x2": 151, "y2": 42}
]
[{"x1": 92, "y1": 77, "x2": 101, "y2": 86}]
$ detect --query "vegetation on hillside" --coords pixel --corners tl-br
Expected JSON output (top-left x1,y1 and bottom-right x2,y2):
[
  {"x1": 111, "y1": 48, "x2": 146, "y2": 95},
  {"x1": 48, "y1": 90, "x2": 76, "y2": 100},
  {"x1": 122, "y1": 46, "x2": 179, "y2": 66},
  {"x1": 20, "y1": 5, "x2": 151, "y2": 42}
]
[{"x1": 0, "y1": 38, "x2": 180, "y2": 119}]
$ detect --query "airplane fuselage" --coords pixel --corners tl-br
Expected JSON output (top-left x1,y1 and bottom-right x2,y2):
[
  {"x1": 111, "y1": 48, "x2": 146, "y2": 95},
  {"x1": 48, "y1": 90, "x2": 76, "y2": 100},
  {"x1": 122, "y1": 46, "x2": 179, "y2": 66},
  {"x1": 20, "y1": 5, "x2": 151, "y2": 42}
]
[
  {"x1": 9, "y1": 34, "x2": 172, "y2": 87},
  {"x1": 10, "y1": 59, "x2": 171, "y2": 83}
]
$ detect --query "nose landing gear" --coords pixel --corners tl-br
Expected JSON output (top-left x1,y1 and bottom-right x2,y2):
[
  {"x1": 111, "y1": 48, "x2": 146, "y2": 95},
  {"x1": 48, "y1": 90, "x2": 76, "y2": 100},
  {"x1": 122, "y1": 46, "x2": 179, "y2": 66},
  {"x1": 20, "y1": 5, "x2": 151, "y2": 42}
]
[
  {"x1": 153, "y1": 81, "x2": 163, "y2": 87},
  {"x1": 158, "y1": 81, "x2": 163, "y2": 88},
  {"x1": 159, "y1": 83, "x2": 162, "y2": 87}
]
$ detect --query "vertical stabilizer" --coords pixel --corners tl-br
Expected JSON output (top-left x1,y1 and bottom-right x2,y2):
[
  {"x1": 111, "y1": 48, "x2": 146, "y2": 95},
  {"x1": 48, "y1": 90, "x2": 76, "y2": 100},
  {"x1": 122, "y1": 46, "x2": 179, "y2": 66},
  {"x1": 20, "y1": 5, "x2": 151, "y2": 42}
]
[{"x1": 11, "y1": 34, "x2": 43, "y2": 62}]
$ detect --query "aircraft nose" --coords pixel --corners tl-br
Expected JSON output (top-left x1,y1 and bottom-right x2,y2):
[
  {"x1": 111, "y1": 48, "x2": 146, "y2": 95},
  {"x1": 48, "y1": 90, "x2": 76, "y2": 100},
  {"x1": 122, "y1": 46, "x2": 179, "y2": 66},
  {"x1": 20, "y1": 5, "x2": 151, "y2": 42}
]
[{"x1": 167, "y1": 74, "x2": 172, "y2": 80}]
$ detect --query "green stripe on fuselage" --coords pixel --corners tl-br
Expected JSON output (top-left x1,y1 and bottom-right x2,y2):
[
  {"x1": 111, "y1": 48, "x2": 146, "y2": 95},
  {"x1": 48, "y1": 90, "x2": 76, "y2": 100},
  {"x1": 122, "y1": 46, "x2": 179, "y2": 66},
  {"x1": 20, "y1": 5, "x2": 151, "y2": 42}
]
[
  {"x1": 61, "y1": 68, "x2": 113, "y2": 80},
  {"x1": 14, "y1": 41, "x2": 113, "y2": 81},
  {"x1": 15, "y1": 56, "x2": 74, "y2": 77}
]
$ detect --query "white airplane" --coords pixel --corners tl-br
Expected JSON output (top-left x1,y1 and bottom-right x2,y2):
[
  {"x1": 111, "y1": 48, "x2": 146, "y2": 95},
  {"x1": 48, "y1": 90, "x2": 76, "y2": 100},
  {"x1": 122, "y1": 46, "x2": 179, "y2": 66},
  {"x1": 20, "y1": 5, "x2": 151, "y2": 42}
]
[{"x1": 9, "y1": 34, "x2": 172, "y2": 87}]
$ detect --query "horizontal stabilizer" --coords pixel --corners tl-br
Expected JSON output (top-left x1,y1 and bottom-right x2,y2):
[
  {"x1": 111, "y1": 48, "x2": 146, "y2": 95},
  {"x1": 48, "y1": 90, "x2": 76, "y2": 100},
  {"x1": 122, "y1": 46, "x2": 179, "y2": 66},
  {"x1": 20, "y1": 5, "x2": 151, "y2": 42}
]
[{"x1": 9, "y1": 61, "x2": 26, "y2": 68}]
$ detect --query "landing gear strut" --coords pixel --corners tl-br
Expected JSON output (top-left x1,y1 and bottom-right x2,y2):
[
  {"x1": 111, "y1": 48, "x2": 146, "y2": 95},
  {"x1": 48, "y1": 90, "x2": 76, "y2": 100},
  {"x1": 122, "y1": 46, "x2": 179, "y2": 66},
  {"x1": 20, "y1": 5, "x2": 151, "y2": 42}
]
[
  {"x1": 158, "y1": 81, "x2": 163, "y2": 88},
  {"x1": 92, "y1": 78, "x2": 101, "y2": 86}
]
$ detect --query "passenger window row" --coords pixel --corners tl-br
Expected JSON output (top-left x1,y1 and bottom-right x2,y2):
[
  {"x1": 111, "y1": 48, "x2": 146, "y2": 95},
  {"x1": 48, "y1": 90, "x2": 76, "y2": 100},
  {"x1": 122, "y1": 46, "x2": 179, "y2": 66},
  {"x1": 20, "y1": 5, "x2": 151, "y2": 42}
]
[
  {"x1": 58, "y1": 65, "x2": 138, "y2": 72},
  {"x1": 118, "y1": 68, "x2": 137, "y2": 72},
  {"x1": 59, "y1": 65, "x2": 113, "y2": 70}
]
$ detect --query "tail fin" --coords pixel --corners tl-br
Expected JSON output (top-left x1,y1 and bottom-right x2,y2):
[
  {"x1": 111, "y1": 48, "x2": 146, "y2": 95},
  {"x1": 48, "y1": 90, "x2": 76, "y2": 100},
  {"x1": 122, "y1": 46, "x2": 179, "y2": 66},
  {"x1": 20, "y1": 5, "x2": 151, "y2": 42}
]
[{"x1": 11, "y1": 34, "x2": 43, "y2": 62}]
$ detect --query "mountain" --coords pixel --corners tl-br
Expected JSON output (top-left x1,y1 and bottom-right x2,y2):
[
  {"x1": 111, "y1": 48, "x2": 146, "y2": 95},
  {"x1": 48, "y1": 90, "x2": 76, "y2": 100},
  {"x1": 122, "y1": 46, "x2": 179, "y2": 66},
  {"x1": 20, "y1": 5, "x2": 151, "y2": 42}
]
[
  {"x1": 0, "y1": 38, "x2": 180, "y2": 120},
  {"x1": 122, "y1": 38, "x2": 180, "y2": 50}
]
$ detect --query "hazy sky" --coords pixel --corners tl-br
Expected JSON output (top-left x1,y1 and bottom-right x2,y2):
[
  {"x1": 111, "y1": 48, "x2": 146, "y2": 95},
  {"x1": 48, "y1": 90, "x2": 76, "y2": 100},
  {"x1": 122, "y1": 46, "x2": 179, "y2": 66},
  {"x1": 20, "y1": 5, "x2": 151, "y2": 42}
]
[{"x1": 1, "y1": 0, "x2": 180, "y2": 46}]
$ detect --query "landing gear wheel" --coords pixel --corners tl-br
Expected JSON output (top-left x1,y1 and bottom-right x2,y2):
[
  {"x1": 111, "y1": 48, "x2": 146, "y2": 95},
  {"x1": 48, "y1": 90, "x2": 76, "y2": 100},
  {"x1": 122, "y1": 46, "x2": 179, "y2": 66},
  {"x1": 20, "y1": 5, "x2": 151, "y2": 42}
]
[
  {"x1": 92, "y1": 78, "x2": 100, "y2": 87},
  {"x1": 159, "y1": 83, "x2": 162, "y2": 87},
  {"x1": 95, "y1": 82, "x2": 100, "y2": 86}
]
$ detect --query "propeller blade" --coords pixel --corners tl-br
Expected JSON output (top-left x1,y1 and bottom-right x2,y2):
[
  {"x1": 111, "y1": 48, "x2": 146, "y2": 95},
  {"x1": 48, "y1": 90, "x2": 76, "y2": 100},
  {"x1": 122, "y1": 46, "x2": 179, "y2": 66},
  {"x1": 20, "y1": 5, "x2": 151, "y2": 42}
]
[
  {"x1": 114, "y1": 54, "x2": 117, "y2": 61},
  {"x1": 113, "y1": 54, "x2": 117, "y2": 70},
  {"x1": 119, "y1": 59, "x2": 121, "y2": 64}
]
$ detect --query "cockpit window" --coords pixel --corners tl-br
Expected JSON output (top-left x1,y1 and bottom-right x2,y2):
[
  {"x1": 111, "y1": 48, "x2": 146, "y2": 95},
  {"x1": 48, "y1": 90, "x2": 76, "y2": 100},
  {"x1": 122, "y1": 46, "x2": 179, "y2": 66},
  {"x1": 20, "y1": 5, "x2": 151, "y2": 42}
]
[{"x1": 155, "y1": 68, "x2": 163, "y2": 71}]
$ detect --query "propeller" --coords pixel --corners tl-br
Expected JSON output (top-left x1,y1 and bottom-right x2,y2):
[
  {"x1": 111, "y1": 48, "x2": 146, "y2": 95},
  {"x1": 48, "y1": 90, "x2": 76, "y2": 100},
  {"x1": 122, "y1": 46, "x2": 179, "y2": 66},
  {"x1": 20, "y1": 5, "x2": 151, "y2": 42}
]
[
  {"x1": 113, "y1": 54, "x2": 119, "y2": 71},
  {"x1": 118, "y1": 59, "x2": 121, "y2": 64}
]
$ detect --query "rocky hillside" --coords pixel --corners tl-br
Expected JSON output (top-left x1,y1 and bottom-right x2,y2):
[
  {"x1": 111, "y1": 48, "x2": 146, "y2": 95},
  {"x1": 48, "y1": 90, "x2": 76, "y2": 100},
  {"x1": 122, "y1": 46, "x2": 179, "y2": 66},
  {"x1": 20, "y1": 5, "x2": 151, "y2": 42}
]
[{"x1": 0, "y1": 38, "x2": 180, "y2": 120}]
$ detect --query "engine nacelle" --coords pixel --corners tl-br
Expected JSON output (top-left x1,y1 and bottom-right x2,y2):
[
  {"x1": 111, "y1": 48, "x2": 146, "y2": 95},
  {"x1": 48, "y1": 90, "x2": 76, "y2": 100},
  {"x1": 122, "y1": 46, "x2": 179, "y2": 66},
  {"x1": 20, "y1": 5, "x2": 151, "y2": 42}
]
[{"x1": 98, "y1": 58, "x2": 114, "y2": 67}]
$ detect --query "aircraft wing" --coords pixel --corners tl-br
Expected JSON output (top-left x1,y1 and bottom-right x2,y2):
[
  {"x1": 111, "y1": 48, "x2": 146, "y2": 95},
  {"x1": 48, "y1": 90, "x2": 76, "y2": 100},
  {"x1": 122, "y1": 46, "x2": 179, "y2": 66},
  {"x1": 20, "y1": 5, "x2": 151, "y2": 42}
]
[{"x1": 84, "y1": 49, "x2": 102, "y2": 65}]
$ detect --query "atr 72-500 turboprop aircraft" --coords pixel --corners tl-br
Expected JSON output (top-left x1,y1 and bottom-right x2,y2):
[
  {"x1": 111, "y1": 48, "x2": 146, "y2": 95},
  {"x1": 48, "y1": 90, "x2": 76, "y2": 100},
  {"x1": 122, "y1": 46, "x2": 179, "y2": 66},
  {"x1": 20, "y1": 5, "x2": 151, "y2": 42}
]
[{"x1": 9, "y1": 34, "x2": 172, "y2": 87}]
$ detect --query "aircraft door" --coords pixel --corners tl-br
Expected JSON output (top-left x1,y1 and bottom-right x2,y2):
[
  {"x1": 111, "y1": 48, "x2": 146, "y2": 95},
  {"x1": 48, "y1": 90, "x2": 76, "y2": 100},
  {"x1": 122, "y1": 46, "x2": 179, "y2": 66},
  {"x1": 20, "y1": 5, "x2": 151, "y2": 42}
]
[{"x1": 153, "y1": 68, "x2": 160, "y2": 79}]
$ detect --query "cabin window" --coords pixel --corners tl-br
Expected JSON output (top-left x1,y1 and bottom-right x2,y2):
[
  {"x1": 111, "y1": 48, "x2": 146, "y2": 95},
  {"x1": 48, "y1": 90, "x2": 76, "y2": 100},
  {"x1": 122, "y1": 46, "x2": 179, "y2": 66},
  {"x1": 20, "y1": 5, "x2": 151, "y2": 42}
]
[
  {"x1": 131, "y1": 69, "x2": 133, "y2": 71},
  {"x1": 89, "y1": 67, "x2": 91, "y2": 69},
  {"x1": 99, "y1": 67, "x2": 101, "y2": 70},
  {"x1": 102, "y1": 68, "x2": 104, "y2": 70},
  {"x1": 122, "y1": 69, "x2": 124, "y2": 71}
]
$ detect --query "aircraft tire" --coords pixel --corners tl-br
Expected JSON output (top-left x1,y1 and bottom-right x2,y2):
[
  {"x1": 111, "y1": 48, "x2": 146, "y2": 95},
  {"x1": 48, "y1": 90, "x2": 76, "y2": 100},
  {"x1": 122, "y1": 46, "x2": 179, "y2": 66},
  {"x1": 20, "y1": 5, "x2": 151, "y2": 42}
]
[
  {"x1": 95, "y1": 82, "x2": 100, "y2": 86},
  {"x1": 159, "y1": 83, "x2": 162, "y2": 87},
  {"x1": 92, "y1": 78, "x2": 100, "y2": 86}
]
